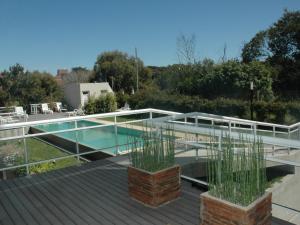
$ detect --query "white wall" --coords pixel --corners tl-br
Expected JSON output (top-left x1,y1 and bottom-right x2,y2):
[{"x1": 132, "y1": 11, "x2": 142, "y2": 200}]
[
  {"x1": 64, "y1": 82, "x2": 113, "y2": 109},
  {"x1": 63, "y1": 83, "x2": 81, "y2": 109}
]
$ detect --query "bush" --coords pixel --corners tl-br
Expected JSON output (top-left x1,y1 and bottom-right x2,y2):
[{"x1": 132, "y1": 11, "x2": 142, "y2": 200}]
[
  {"x1": 84, "y1": 93, "x2": 117, "y2": 114},
  {"x1": 129, "y1": 89, "x2": 300, "y2": 124}
]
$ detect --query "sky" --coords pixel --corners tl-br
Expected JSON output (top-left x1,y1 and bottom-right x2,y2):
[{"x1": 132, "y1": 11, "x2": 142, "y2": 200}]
[{"x1": 0, "y1": 0, "x2": 300, "y2": 75}]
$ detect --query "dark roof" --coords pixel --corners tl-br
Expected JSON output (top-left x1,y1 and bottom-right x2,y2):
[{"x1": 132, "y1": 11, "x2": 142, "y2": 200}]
[{"x1": 0, "y1": 158, "x2": 293, "y2": 225}]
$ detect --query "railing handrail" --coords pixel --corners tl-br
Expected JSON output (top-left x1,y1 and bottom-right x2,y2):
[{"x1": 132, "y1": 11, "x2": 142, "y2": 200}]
[
  {"x1": 178, "y1": 112, "x2": 299, "y2": 130},
  {"x1": 0, "y1": 108, "x2": 181, "y2": 130}
]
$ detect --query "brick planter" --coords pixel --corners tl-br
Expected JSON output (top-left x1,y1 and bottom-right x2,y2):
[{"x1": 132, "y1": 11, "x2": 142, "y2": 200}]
[
  {"x1": 200, "y1": 192, "x2": 272, "y2": 225},
  {"x1": 128, "y1": 165, "x2": 181, "y2": 207}
]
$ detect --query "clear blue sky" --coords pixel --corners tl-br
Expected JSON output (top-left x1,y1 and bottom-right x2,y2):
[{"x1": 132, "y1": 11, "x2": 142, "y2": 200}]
[{"x1": 0, "y1": 0, "x2": 299, "y2": 74}]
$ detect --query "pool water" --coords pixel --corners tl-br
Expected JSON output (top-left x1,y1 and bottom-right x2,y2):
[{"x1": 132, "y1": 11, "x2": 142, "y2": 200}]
[{"x1": 35, "y1": 120, "x2": 142, "y2": 154}]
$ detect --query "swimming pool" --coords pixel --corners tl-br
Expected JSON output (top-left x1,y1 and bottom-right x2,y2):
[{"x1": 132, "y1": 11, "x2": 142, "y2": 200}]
[{"x1": 35, "y1": 120, "x2": 142, "y2": 154}]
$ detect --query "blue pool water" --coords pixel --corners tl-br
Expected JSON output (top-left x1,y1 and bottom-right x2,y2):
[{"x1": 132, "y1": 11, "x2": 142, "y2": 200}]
[{"x1": 35, "y1": 120, "x2": 142, "y2": 154}]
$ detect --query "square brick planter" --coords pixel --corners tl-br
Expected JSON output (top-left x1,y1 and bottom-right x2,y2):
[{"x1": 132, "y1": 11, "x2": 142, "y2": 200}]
[
  {"x1": 128, "y1": 165, "x2": 181, "y2": 207},
  {"x1": 200, "y1": 192, "x2": 272, "y2": 225}
]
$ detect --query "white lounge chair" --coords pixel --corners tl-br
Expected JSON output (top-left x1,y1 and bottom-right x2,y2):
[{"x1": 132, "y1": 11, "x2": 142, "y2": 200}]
[
  {"x1": 41, "y1": 103, "x2": 53, "y2": 114},
  {"x1": 66, "y1": 108, "x2": 85, "y2": 117},
  {"x1": 54, "y1": 102, "x2": 67, "y2": 112},
  {"x1": 76, "y1": 108, "x2": 85, "y2": 116},
  {"x1": 14, "y1": 106, "x2": 28, "y2": 119},
  {"x1": 0, "y1": 116, "x2": 18, "y2": 124},
  {"x1": 116, "y1": 102, "x2": 131, "y2": 112}
]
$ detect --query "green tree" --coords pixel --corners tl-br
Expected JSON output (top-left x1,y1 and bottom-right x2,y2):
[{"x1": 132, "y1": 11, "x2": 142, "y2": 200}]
[
  {"x1": 92, "y1": 51, "x2": 150, "y2": 93},
  {"x1": 241, "y1": 31, "x2": 269, "y2": 63},
  {"x1": 0, "y1": 64, "x2": 62, "y2": 108},
  {"x1": 241, "y1": 10, "x2": 300, "y2": 98},
  {"x1": 62, "y1": 67, "x2": 92, "y2": 84}
]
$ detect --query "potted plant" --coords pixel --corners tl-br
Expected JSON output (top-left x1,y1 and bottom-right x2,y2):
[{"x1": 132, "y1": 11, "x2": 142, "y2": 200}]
[
  {"x1": 200, "y1": 135, "x2": 271, "y2": 225},
  {"x1": 128, "y1": 124, "x2": 181, "y2": 207}
]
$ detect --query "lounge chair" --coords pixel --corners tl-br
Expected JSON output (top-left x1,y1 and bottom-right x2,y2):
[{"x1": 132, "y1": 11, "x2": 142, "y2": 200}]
[
  {"x1": 116, "y1": 102, "x2": 131, "y2": 112},
  {"x1": 54, "y1": 102, "x2": 67, "y2": 112},
  {"x1": 66, "y1": 108, "x2": 85, "y2": 117},
  {"x1": 76, "y1": 108, "x2": 85, "y2": 116},
  {"x1": 14, "y1": 106, "x2": 28, "y2": 119},
  {"x1": 0, "y1": 116, "x2": 18, "y2": 124},
  {"x1": 41, "y1": 103, "x2": 53, "y2": 114}
]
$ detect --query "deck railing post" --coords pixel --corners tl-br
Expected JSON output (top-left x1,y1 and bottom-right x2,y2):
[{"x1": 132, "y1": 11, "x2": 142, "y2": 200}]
[
  {"x1": 288, "y1": 128, "x2": 291, "y2": 155},
  {"x1": 298, "y1": 125, "x2": 300, "y2": 140},
  {"x1": 195, "y1": 116, "x2": 198, "y2": 127},
  {"x1": 184, "y1": 117, "x2": 188, "y2": 151},
  {"x1": 22, "y1": 127, "x2": 29, "y2": 175},
  {"x1": 196, "y1": 132, "x2": 199, "y2": 160},
  {"x1": 75, "y1": 120, "x2": 80, "y2": 161},
  {"x1": 114, "y1": 115, "x2": 119, "y2": 155},
  {"x1": 229, "y1": 121, "x2": 232, "y2": 137},
  {"x1": 272, "y1": 126, "x2": 275, "y2": 155},
  {"x1": 149, "y1": 111, "x2": 153, "y2": 120}
]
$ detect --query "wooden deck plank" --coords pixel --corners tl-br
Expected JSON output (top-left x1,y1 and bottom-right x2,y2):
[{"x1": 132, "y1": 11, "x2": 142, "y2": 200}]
[
  {"x1": 72, "y1": 163, "x2": 198, "y2": 225},
  {"x1": 0, "y1": 159, "x2": 295, "y2": 225},
  {"x1": 50, "y1": 164, "x2": 160, "y2": 225}
]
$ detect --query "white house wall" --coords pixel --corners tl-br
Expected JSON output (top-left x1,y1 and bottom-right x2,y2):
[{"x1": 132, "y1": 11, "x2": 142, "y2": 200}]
[{"x1": 64, "y1": 82, "x2": 114, "y2": 109}]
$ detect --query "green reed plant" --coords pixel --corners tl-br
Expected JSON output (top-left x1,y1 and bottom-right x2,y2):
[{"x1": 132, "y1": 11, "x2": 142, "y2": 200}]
[
  {"x1": 129, "y1": 124, "x2": 175, "y2": 173},
  {"x1": 207, "y1": 134, "x2": 267, "y2": 206}
]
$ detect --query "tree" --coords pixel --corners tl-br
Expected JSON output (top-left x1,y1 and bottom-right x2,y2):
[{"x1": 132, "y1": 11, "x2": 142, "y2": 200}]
[
  {"x1": 92, "y1": 51, "x2": 150, "y2": 93},
  {"x1": 176, "y1": 33, "x2": 197, "y2": 64},
  {"x1": 241, "y1": 10, "x2": 300, "y2": 98},
  {"x1": 241, "y1": 31, "x2": 269, "y2": 63},
  {"x1": 0, "y1": 64, "x2": 62, "y2": 108},
  {"x1": 268, "y1": 10, "x2": 300, "y2": 96},
  {"x1": 62, "y1": 67, "x2": 92, "y2": 84}
]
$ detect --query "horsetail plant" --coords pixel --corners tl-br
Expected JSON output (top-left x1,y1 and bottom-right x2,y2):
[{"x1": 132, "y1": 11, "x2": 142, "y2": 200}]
[
  {"x1": 129, "y1": 123, "x2": 175, "y2": 173},
  {"x1": 207, "y1": 133, "x2": 267, "y2": 206}
]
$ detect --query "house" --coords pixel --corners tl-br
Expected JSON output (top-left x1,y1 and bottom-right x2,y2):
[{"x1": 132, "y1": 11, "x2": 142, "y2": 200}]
[{"x1": 64, "y1": 82, "x2": 113, "y2": 109}]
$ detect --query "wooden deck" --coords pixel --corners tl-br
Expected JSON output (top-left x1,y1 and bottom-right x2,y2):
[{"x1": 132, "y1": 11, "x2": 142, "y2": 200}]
[{"x1": 0, "y1": 159, "x2": 293, "y2": 225}]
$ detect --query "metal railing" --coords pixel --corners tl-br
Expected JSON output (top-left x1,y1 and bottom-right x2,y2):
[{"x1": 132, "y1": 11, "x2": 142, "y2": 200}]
[
  {"x1": 1, "y1": 108, "x2": 300, "y2": 175},
  {"x1": 0, "y1": 108, "x2": 181, "y2": 175}
]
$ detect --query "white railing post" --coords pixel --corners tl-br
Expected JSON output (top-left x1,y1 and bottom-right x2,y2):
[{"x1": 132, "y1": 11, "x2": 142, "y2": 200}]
[
  {"x1": 288, "y1": 128, "x2": 291, "y2": 155},
  {"x1": 22, "y1": 127, "x2": 29, "y2": 175},
  {"x1": 298, "y1": 125, "x2": 300, "y2": 140},
  {"x1": 272, "y1": 126, "x2": 275, "y2": 155},
  {"x1": 229, "y1": 121, "x2": 232, "y2": 137},
  {"x1": 114, "y1": 115, "x2": 119, "y2": 155},
  {"x1": 184, "y1": 116, "x2": 188, "y2": 151},
  {"x1": 195, "y1": 116, "x2": 198, "y2": 127},
  {"x1": 149, "y1": 111, "x2": 153, "y2": 120},
  {"x1": 74, "y1": 120, "x2": 80, "y2": 161},
  {"x1": 252, "y1": 124, "x2": 257, "y2": 137}
]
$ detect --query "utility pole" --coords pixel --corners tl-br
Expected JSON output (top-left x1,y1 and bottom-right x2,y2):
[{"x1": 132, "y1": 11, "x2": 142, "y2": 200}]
[{"x1": 135, "y1": 47, "x2": 139, "y2": 91}]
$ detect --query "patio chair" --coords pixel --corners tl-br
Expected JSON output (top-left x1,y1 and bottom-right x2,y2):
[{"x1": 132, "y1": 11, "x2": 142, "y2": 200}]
[
  {"x1": 76, "y1": 108, "x2": 85, "y2": 116},
  {"x1": 14, "y1": 106, "x2": 28, "y2": 120},
  {"x1": 41, "y1": 103, "x2": 53, "y2": 114},
  {"x1": 0, "y1": 116, "x2": 7, "y2": 124},
  {"x1": 54, "y1": 102, "x2": 67, "y2": 112},
  {"x1": 116, "y1": 102, "x2": 131, "y2": 112},
  {"x1": 0, "y1": 116, "x2": 18, "y2": 124}
]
